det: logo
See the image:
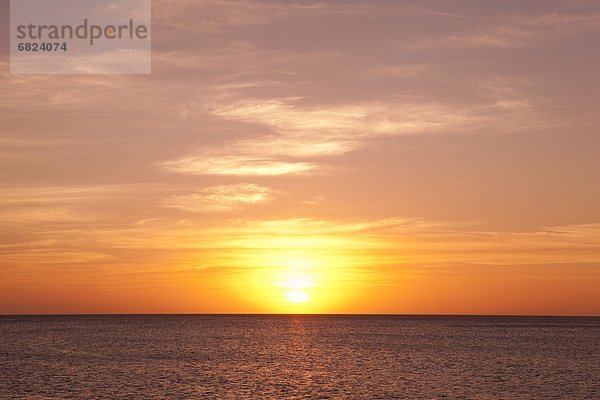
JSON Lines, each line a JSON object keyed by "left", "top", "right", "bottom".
{"left": 10, "top": 0, "right": 151, "bottom": 74}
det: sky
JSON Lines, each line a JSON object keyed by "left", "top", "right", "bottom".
{"left": 1, "top": 0, "right": 599, "bottom": 315}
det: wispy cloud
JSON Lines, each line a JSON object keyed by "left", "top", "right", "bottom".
{"left": 161, "top": 183, "right": 277, "bottom": 212}
{"left": 162, "top": 82, "right": 571, "bottom": 177}
{"left": 163, "top": 96, "right": 474, "bottom": 176}
{"left": 10, "top": 49, "right": 151, "bottom": 75}
{"left": 364, "top": 64, "right": 431, "bottom": 79}
{"left": 209, "top": 98, "right": 463, "bottom": 137}
{"left": 0, "top": 184, "right": 162, "bottom": 224}
{"left": 401, "top": 11, "right": 600, "bottom": 49}
{"left": 0, "top": 184, "right": 148, "bottom": 205}
{"left": 161, "top": 152, "right": 317, "bottom": 176}
{"left": 152, "top": 0, "right": 472, "bottom": 34}
{"left": 4, "top": 214, "right": 598, "bottom": 268}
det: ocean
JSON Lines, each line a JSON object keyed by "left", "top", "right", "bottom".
{"left": 1, "top": 315, "right": 598, "bottom": 399}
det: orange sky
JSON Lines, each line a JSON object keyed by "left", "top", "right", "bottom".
{"left": 1, "top": 0, "right": 599, "bottom": 315}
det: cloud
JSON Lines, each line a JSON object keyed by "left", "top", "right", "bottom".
{"left": 0, "top": 249, "right": 114, "bottom": 266}
{"left": 400, "top": 11, "right": 600, "bottom": 50}
{"left": 161, "top": 152, "right": 316, "bottom": 176}
{"left": 0, "top": 184, "right": 147, "bottom": 205}
{"left": 2, "top": 194, "right": 599, "bottom": 275}
{"left": 161, "top": 183, "right": 277, "bottom": 212}
{"left": 163, "top": 86, "right": 575, "bottom": 177}
{"left": 152, "top": 0, "right": 471, "bottom": 34}
{"left": 364, "top": 64, "right": 431, "bottom": 79}
{"left": 0, "top": 184, "right": 162, "bottom": 224}
{"left": 10, "top": 49, "right": 151, "bottom": 75}
{"left": 209, "top": 98, "right": 463, "bottom": 137}
{"left": 153, "top": 0, "right": 287, "bottom": 33}
{"left": 0, "top": 208, "right": 93, "bottom": 223}
{"left": 162, "top": 96, "right": 475, "bottom": 176}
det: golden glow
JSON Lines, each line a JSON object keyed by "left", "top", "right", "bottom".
{"left": 285, "top": 290, "right": 310, "bottom": 303}
{"left": 279, "top": 271, "right": 313, "bottom": 304}
{"left": 231, "top": 239, "right": 363, "bottom": 313}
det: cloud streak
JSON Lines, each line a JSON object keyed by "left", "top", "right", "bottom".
{"left": 163, "top": 96, "right": 476, "bottom": 176}
{"left": 400, "top": 11, "right": 600, "bottom": 49}
{"left": 161, "top": 183, "right": 277, "bottom": 212}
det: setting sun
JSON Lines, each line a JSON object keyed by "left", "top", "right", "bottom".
{"left": 228, "top": 241, "right": 365, "bottom": 313}
{"left": 284, "top": 290, "right": 310, "bottom": 303}
{"left": 279, "top": 272, "right": 313, "bottom": 303}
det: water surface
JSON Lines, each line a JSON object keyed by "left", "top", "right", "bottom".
{"left": 1, "top": 315, "right": 599, "bottom": 399}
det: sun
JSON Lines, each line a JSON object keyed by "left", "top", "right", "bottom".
{"left": 237, "top": 246, "right": 358, "bottom": 313}
{"left": 279, "top": 272, "right": 313, "bottom": 304}
{"left": 257, "top": 256, "right": 334, "bottom": 312}
{"left": 285, "top": 290, "right": 310, "bottom": 303}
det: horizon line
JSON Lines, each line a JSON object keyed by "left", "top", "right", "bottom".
{"left": 1, "top": 313, "right": 599, "bottom": 318}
